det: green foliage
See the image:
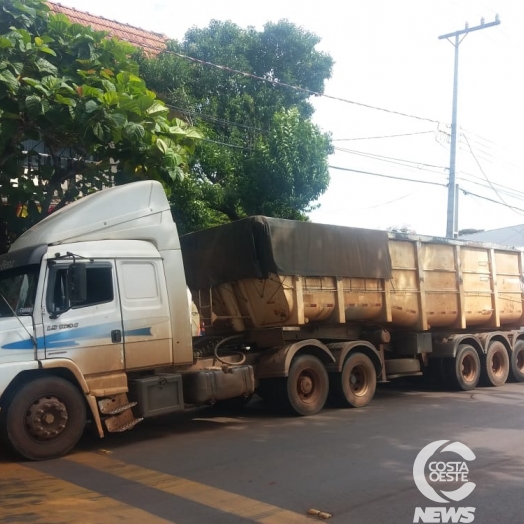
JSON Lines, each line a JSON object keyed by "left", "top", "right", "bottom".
{"left": 0, "top": 0, "right": 201, "bottom": 248}
{"left": 140, "top": 19, "right": 333, "bottom": 231}
{"left": 243, "top": 107, "right": 333, "bottom": 218}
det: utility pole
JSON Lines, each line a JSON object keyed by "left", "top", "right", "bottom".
{"left": 439, "top": 16, "right": 500, "bottom": 238}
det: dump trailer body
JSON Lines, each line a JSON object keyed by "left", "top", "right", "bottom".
{"left": 181, "top": 217, "right": 524, "bottom": 333}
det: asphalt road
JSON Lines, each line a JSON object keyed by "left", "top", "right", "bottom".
{"left": 1, "top": 378, "right": 524, "bottom": 524}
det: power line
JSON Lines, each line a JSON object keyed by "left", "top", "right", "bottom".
{"left": 462, "top": 134, "right": 524, "bottom": 217}
{"left": 329, "top": 163, "right": 524, "bottom": 214}
{"left": 333, "top": 147, "right": 448, "bottom": 173}
{"left": 135, "top": 41, "right": 443, "bottom": 124}
{"left": 166, "top": 102, "right": 265, "bottom": 133}
{"left": 457, "top": 174, "right": 524, "bottom": 202}
{"left": 328, "top": 165, "right": 448, "bottom": 187}
{"left": 461, "top": 188, "right": 524, "bottom": 214}
{"left": 200, "top": 137, "right": 252, "bottom": 151}
{"left": 332, "top": 130, "right": 436, "bottom": 141}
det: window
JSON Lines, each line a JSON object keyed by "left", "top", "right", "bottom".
{"left": 47, "top": 263, "right": 113, "bottom": 316}
{"left": 0, "top": 265, "right": 39, "bottom": 317}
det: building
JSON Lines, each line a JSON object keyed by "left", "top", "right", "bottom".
{"left": 459, "top": 225, "right": 524, "bottom": 249}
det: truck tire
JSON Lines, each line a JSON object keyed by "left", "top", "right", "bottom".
{"left": 510, "top": 340, "right": 524, "bottom": 382}
{"left": 451, "top": 344, "right": 481, "bottom": 391}
{"left": 329, "top": 352, "right": 376, "bottom": 408}
{"left": 3, "top": 377, "right": 86, "bottom": 460}
{"left": 280, "top": 355, "right": 329, "bottom": 416}
{"left": 482, "top": 341, "right": 510, "bottom": 387}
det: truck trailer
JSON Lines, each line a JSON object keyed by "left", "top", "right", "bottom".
{"left": 0, "top": 180, "right": 523, "bottom": 460}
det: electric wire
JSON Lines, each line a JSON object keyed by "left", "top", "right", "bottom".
{"left": 329, "top": 164, "right": 524, "bottom": 214}
{"left": 332, "top": 130, "right": 436, "bottom": 141}
{"left": 333, "top": 147, "right": 448, "bottom": 172}
{"left": 328, "top": 165, "right": 448, "bottom": 187}
{"left": 134, "top": 41, "right": 443, "bottom": 124}
{"left": 462, "top": 134, "right": 524, "bottom": 217}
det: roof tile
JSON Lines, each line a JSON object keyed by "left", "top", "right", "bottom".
{"left": 47, "top": 2, "right": 168, "bottom": 54}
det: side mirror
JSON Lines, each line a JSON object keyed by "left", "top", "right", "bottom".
{"left": 67, "top": 263, "right": 87, "bottom": 304}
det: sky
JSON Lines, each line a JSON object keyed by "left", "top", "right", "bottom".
{"left": 51, "top": 0, "right": 524, "bottom": 238}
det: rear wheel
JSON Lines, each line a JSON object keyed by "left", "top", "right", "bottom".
{"left": 330, "top": 352, "right": 376, "bottom": 408}
{"left": 510, "top": 340, "right": 524, "bottom": 382}
{"left": 3, "top": 377, "right": 86, "bottom": 460}
{"left": 482, "top": 341, "right": 509, "bottom": 387}
{"left": 278, "top": 355, "right": 329, "bottom": 416}
{"left": 451, "top": 344, "right": 480, "bottom": 391}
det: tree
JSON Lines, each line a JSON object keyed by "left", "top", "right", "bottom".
{"left": 139, "top": 19, "right": 333, "bottom": 232}
{"left": 458, "top": 228, "right": 484, "bottom": 236}
{"left": 0, "top": 0, "right": 201, "bottom": 247}
{"left": 387, "top": 225, "right": 416, "bottom": 234}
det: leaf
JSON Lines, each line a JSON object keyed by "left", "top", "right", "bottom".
{"left": 92, "top": 121, "right": 105, "bottom": 140}
{"left": 85, "top": 100, "right": 99, "bottom": 113}
{"left": 38, "top": 45, "right": 56, "bottom": 56}
{"left": 9, "top": 61, "right": 24, "bottom": 75}
{"left": 184, "top": 128, "right": 203, "bottom": 139}
{"left": 41, "top": 97, "right": 50, "bottom": 115}
{"left": 123, "top": 122, "right": 145, "bottom": 141}
{"left": 55, "top": 94, "right": 76, "bottom": 106}
{"left": 101, "top": 79, "right": 116, "bottom": 92}
{"left": 117, "top": 97, "right": 139, "bottom": 113}
{"left": 108, "top": 112, "right": 126, "bottom": 128}
{"left": 25, "top": 95, "right": 43, "bottom": 116}
{"left": 136, "top": 95, "right": 154, "bottom": 112}
{"left": 146, "top": 102, "right": 168, "bottom": 117}
{"left": 35, "top": 57, "right": 58, "bottom": 75}
{"left": 156, "top": 138, "right": 168, "bottom": 154}
{"left": 167, "top": 166, "right": 184, "bottom": 181}
{"left": 0, "top": 69, "right": 19, "bottom": 92}
{"left": 21, "top": 77, "right": 39, "bottom": 87}
{"left": 80, "top": 85, "right": 103, "bottom": 98}
{"left": 164, "top": 148, "right": 182, "bottom": 167}
{"left": 0, "top": 36, "right": 13, "bottom": 49}
{"left": 102, "top": 91, "right": 119, "bottom": 106}
{"left": 40, "top": 76, "right": 61, "bottom": 91}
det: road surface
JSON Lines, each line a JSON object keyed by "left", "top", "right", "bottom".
{"left": 1, "top": 379, "right": 523, "bottom": 523}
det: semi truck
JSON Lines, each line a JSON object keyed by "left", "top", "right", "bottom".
{"left": 0, "top": 180, "right": 523, "bottom": 460}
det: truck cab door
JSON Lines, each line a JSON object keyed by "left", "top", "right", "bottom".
{"left": 42, "top": 260, "right": 124, "bottom": 375}
{"left": 116, "top": 259, "right": 173, "bottom": 370}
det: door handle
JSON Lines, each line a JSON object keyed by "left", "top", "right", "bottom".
{"left": 111, "top": 330, "right": 122, "bottom": 343}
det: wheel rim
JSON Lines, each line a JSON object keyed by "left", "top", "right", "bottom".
{"left": 491, "top": 350, "right": 506, "bottom": 378}
{"left": 296, "top": 369, "right": 321, "bottom": 405}
{"left": 461, "top": 354, "right": 477, "bottom": 383}
{"left": 349, "top": 364, "right": 370, "bottom": 397}
{"left": 517, "top": 350, "right": 524, "bottom": 372}
{"left": 25, "top": 395, "right": 69, "bottom": 441}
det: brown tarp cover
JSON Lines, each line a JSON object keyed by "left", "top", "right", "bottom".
{"left": 180, "top": 216, "right": 392, "bottom": 289}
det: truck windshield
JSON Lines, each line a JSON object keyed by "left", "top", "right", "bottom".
{"left": 0, "top": 265, "right": 39, "bottom": 317}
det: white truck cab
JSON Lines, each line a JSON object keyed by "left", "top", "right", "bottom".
{"left": 0, "top": 181, "right": 202, "bottom": 459}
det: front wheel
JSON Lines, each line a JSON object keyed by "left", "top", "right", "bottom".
{"left": 280, "top": 355, "right": 329, "bottom": 416}
{"left": 482, "top": 341, "right": 509, "bottom": 387}
{"left": 3, "top": 377, "right": 86, "bottom": 460}
{"left": 329, "top": 352, "right": 377, "bottom": 408}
